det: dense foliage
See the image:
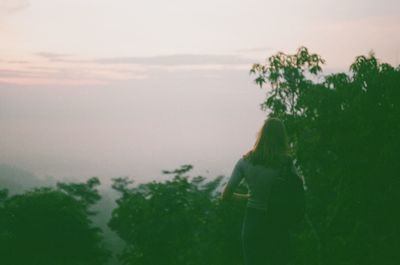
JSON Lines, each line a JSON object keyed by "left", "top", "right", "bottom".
{"left": 108, "top": 165, "right": 246, "bottom": 265}
{"left": 251, "top": 47, "right": 400, "bottom": 265}
{"left": 0, "top": 178, "right": 110, "bottom": 265}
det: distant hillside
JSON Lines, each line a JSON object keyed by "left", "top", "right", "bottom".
{"left": 0, "top": 164, "right": 54, "bottom": 193}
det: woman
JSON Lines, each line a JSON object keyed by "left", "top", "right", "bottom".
{"left": 222, "top": 117, "right": 297, "bottom": 265}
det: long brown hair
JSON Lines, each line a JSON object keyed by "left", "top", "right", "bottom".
{"left": 244, "top": 117, "right": 290, "bottom": 167}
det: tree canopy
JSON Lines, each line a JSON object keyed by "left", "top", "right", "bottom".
{"left": 251, "top": 47, "right": 400, "bottom": 265}
{"left": 109, "top": 166, "right": 246, "bottom": 265}
{"left": 0, "top": 178, "right": 110, "bottom": 265}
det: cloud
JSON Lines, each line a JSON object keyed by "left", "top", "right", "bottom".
{"left": 0, "top": 0, "right": 29, "bottom": 16}
{"left": 1, "top": 52, "right": 257, "bottom": 86}
{"left": 0, "top": 61, "right": 149, "bottom": 86}
{"left": 34, "top": 53, "right": 256, "bottom": 67}
{"left": 35, "top": 52, "right": 72, "bottom": 62}
{"left": 235, "top": 47, "right": 274, "bottom": 53}
{"left": 0, "top": 69, "right": 35, "bottom": 78}
{"left": 94, "top": 54, "right": 254, "bottom": 66}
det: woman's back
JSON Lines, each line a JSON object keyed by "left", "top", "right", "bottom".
{"left": 228, "top": 156, "right": 294, "bottom": 210}
{"left": 232, "top": 158, "right": 279, "bottom": 210}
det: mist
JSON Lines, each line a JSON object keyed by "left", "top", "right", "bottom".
{"left": 0, "top": 68, "right": 266, "bottom": 184}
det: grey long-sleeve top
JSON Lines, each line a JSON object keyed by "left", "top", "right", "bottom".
{"left": 226, "top": 157, "right": 294, "bottom": 210}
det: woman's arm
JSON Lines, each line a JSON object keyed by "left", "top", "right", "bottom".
{"left": 221, "top": 185, "right": 233, "bottom": 201}
{"left": 221, "top": 158, "right": 246, "bottom": 201}
{"left": 221, "top": 186, "right": 249, "bottom": 201}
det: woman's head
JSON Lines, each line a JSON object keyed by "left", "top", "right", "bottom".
{"left": 244, "top": 117, "right": 289, "bottom": 167}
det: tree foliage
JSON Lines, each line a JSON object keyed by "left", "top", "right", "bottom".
{"left": 109, "top": 166, "right": 247, "bottom": 265}
{"left": 251, "top": 47, "right": 400, "bottom": 265}
{"left": 0, "top": 178, "right": 110, "bottom": 265}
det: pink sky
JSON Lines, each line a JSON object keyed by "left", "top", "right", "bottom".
{"left": 0, "top": 0, "right": 399, "bottom": 181}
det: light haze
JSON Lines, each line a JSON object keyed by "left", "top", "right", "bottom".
{"left": 0, "top": 0, "right": 399, "bottom": 182}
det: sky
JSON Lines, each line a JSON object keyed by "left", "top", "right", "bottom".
{"left": 0, "top": 0, "right": 399, "bottom": 183}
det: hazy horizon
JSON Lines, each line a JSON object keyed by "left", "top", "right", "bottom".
{"left": 1, "top": 0, "right": 399, "bottom": 183}
{"left": 0, "top": 69, "right": 267, "bottom": 182}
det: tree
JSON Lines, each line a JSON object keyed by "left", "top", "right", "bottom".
{"left": 251, "top": 47, "right": 400, "bottom": 265}
{"left": 109, "top": 165, "right": 246, "bottom": 265}
{"left": 0, "top": 178, "right": 110, "bottom": 265}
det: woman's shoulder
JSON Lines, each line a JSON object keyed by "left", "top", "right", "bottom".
{"left": 232, "top": 155, "right": 251, "bottom": 172}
